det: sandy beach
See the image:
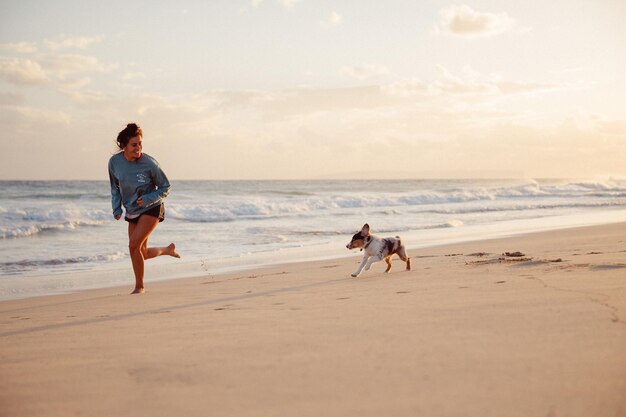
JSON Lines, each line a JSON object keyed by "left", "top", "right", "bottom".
{"left": 1, "top": 223, "right": 625, "bottom": 417}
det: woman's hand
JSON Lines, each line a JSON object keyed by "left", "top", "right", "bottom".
{"left": 137, "top": 197, "right": 145, "bottom": 208}
{"left": 114, "top": 214, "right": 121, "bottom": 220}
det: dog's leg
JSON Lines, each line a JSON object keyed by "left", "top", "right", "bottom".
{"left": 352, "top": 255, "right": 369, "bottom": 277}
{"left": 397, "top": 247, "right": 411, "bottom": 271}
{"left": 364, "top": 255, "right": 381, "bottom": 271}
{"left": 384, "top": 257, "right": 392, "bottom": 273}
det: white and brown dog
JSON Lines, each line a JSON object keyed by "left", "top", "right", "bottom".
{"left": 346, "top": 224, "right": 411, "bottom": 277}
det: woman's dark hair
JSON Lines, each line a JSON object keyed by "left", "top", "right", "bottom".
{"left": 116, "top": 123, "right": 143, "bottom": 149}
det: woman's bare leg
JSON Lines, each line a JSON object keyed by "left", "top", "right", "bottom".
{"left": 145, "top": 243, "right": 180, "bottom": 260}
{"left": 127, "top": 216, "right": 180, "bottom": 294}
{"left": 128, "top": 216, "right": 159, "bottom": 294}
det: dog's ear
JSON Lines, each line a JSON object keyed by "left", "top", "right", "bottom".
{"left": 361, "top": 224, "right": 370, "bottom": 235}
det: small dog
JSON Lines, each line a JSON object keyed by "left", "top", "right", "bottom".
{"left": 346, "top": 224, "right": 411, "bottom": 277}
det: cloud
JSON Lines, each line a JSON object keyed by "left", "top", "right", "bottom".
{"left": 435, "top": 65, "right": 494, "bottom": 94}
{"left": 435, "top": 5, "right": 515, "bottom": 38}
{"left": 122, "top": 72, "right": 146, "bottom": 81}
{"left": 342, "top": 63, "right": 390, "bottom": 81}
{"left": 39, "top": 54, "right": 100, "bottom": 76}
{"left": 495, "top": 81, "right": 559, "bottom": 95}
{"left": 241, "top": 0, "right": 299, "bottom": 13}
{"left": 277, "top": 0, "right": 301, "bottom": 8}
{"left": 0, "top": 92, "right": 26, "bottom": 106}
{"left": 0, "top": 42, "right": 38, "bottom": 54}
{"left": 0, "top": 104, "right": 71, "bottom": 132}
{"left": 120, "top": 72, "right": 146, "bottom": 90}
{"left": 60, "top": 77, "right": 92, "bottom": 90}
{"left": 260, "top": 86, "right": 394, "bottom": 119}
{"left": 380, "top": 79, "right": 428, "bottom": 97}
{"left": 0, "top": 58, "right": 49, "bottom": 85}
{"left": 0, "top": 35, "right": 115, "bottom": 89}
{"left": 0, "top": 49, "right": 119, "bottom": 93}
{"left": 39, "top": 53, "right": 118, "bottom": 83}
{"left": 43, "top": 34, "right": 104, "bottom": 50}
{"left": 431, "top": 65, "right": 558, "bottom": 96}
{"left": 62, "top": 88, "right": 115, "bottom": 108}
{"left": 326, "top": 11, "right": 343, "bottom": 26}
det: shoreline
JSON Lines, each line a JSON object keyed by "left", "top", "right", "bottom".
{"left": 3, "top": 212, "right": 626, "bottom": 302}
{"left": 1, "top": 221, "right": 625, "bottom": 416}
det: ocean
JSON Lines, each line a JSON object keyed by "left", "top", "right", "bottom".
{"left": 1, "top": 179, "right": 625, "bottom": 300}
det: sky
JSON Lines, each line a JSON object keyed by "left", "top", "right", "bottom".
{"left": 1, "top": 0, "right": 625, "bottom": 180}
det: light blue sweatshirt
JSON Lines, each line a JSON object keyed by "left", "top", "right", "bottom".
{"left": 108, "top": 152, "right": 171, "bottom": 218}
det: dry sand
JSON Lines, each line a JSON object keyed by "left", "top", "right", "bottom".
{"left": 1, "top": 223, "right": 625, "bottom": 417}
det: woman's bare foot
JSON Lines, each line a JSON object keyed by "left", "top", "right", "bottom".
{"left": 131, "top": 287, "right": 145, "bottom": 294}
{"left": 168, "top": 243, "right": 180, "bottom": 258}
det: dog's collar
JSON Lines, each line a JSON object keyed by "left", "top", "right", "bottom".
{"left": 363, "top": 236, "right": 373, "bottom": 249}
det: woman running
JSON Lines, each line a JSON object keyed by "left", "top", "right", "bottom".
{"left": 108, "top": 123, "right": 179, "bottom": 294}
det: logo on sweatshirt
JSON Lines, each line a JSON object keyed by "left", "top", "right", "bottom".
{"left": 137, "top": 172, "right": 148, "bottom": 183}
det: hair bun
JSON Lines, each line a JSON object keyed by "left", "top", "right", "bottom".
{"left": 116, "top": 122, "right": 143, "bottom": 150}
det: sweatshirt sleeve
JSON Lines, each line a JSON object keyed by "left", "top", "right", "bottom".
{"left": 140, "top": 158, "right": 171, "bottom": 207}
{"left": 108, "top": 158, "right": 123, "bottom": 217}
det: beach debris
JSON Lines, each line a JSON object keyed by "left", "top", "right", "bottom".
{"left": 466, "top": 256, "right": 533, "bottom": 265}
{"left": 466, "top": 252, "right": 488, "bottom": 257}
{"left": 500, "top": 257, "right": 533, "bottom": 263}
{"left": 503, "top": 251, "right": 526, "bottom": 257}
{"left": 467, "top": 256, "right": 568, "bottom": 267}
{"left": 445, "top": 253, "right": 462, "bottom": 257}
{"left": 465, "top": 258, "right": 501, "bottom": 265}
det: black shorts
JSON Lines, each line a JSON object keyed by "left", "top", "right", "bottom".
{"left": 125, "top": 204, "right": 165, "bottom": 223}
